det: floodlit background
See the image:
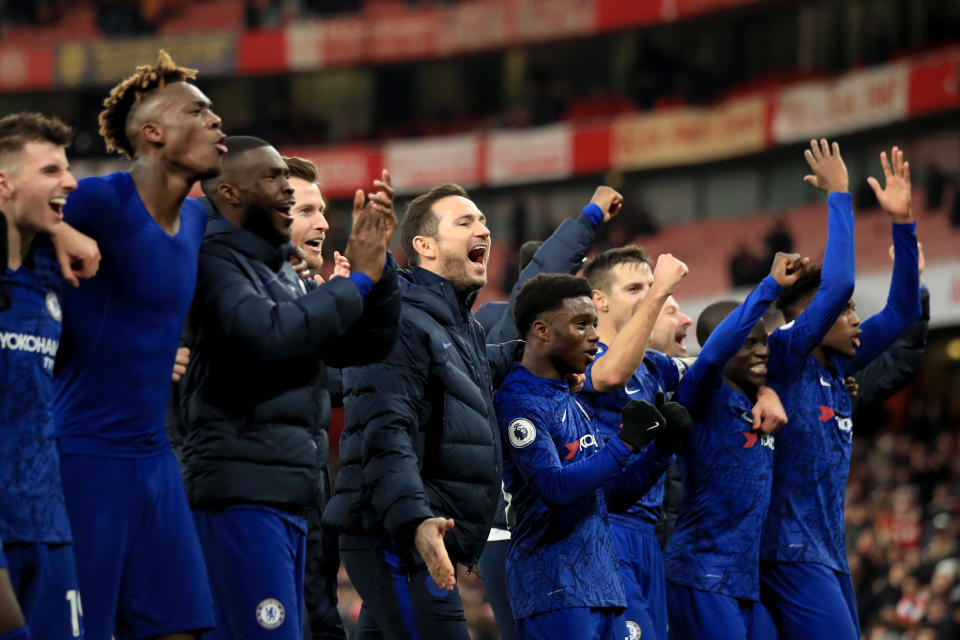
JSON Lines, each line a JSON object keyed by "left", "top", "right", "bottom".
{"left": 3, "top": 1, "right": 960, "bottom": 638}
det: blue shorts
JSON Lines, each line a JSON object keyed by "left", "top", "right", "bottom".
{"left": 517, "top": 607, "right": 625, "bottom": 640}
{"left": 4, "top": 542, "right": 82, "bottom": 639}
{"left": 0, "top": 545, "right": 5, "bottom": 570}
{"left": 610, "top": 518, "right": 666, "bottom": 640}
{"left": 759, "top": 562, "right": 857, "bottom": 640}
{"left": 666, "top": 581, "right": 775, "bottom": 640}
{"left": 193, "top": 505, "right": 306, "bottom": 640}
{"left": 59, "top": 451, "right": 214, "bottom": 640}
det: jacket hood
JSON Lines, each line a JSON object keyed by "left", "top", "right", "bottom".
{"left": 199, "top": 196, "right": 285, "bottom": 272}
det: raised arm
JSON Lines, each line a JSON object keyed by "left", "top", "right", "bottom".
{"left": 843, "top": 146, "right": 921, "bottom": 374}
{"left": 675, "top": 255, "right": 801, "bottom": 411}
{"left": 486, "top": 185, "right": 621, "bottom": 343}
{"left": 589, "top": 254, "right": 689, "bottom": 392}
{"left": 769, "top": 139, "right": 855, "bottom": 367}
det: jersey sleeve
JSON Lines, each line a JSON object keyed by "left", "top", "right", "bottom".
{"left": 841, "top": 221, "right": 921, "bottom": 375}
{"left": 604, "top": 441, "right": 674, "bottom": 512}
{"left": 644, "top": 350, "right": 682, "bottom": 393}
{"left": 486, "top": 211, "right": 597, "bottom": 343}
{"left": 62, "top": 176, "right": 114, "bottom": 238}
{"left": 676, "top": 275, "right": 782, "bottom": 413}
{"left": 501, "top": 399, "right": 631, "bottom": 508}
{"left": 767, "top": 192, "right": 856, "bottom": 374}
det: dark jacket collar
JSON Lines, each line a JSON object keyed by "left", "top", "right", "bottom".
{"left": 199, "top": 196, "right": 285, "bottom": 271}
{"left": 401, "top": 266, "right": 478, "bottom": 325}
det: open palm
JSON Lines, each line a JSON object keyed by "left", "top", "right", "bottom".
{"left": 867, "top": 147, "right": 912, "bottom": 221}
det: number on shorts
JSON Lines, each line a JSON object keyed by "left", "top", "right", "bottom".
{"left": 65, "top": 589, "right": 83, "bottom": 637}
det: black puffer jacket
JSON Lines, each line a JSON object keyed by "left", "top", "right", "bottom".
{"left": 176, "top": 203, "right": 400, "bottom": 511}
{"left": 323, "top": 267, "right": 519, "bottom": 565}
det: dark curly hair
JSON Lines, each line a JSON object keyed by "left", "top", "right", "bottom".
{"left": 514, "top": 274, "right": 594, "bottom": 338}
{"left": 98, "top": 50, "right": 199, "bottom": 159}
{"left": 775, "top": 264, "right": 822, "bottom": 322}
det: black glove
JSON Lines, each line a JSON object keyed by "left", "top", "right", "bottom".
{"left": 654, "top": 391, "right": 693, "bottom": 454}
{"left": 619, "top": 400, "right": 666, "bottom": 452}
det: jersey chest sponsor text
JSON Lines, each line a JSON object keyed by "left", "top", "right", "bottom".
{"left": 561, "top": 433, "right": 599, "bottom": 460}
{"left": 0, "top": 330, "right": 59, "bottom": 371}
{"left": 818, "top": 404, "right": 852, "bottom": 439}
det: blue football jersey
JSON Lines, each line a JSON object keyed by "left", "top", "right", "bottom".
{"left": 581, "top": 346, "right": 683, "bottom": 524}
{"left": 664, "top": 275, "right": 782, "bottom": 601}
{"left": 761, "top": 216, "right": 920, "bottom": 575}
{"left": 495, "top": 364, "right": 627, "bottom": 619}
{"left": 54, "top": 172, "right": 208, "bottom": 456}
{"left": 761, "top": 351, "right": 852, "bottom": 572}
{"left": 0, "top": 246, "right": 72, "bottom": 543}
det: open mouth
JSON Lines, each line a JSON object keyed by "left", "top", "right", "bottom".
{"left": 467, "top": 245, "right": 488, "bottom": 268}
{"left": 586, "top": 346, "right": 599, "bottom": 357}
{"left": 49, "top": 197, "right": 66, "bottom": 219}
{"left": 749, "top": 362, "right": 768, "bottom": 376}
{"left": 214, "top": 136, "right": 228, "bottom": 155}
{"left": 675, "top": 330, "right": 688, "bottom": 352}
{"left": 852, "top": 334, "right": 862, "bottom": 348}
{"left": 275, "top": 201, "right": 296, "bottom": 219}
{"left": 304, "top": 237, "right": 324, "bottom": 254}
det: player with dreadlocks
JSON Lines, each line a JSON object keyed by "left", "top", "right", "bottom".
{"left": 52, "top": 51, "right": 225, "bottom": 640}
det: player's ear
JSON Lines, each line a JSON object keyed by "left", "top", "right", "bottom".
{"left": 0, "top": 171, "right": 12, "bottom": 199}
{"left": 412, "top": 235, "right": 436, "bottom": 261}
{"left": 140, "top": 121, "right": 164, "bottom": 146}
{"left": 532, "top": 317, "right": 551, "bottom": 343}
{"left": 592, "top": 289, "right": 608, "bottom": 313}
{"left": 218, "top": 183, "right": 241, "bottom": 207}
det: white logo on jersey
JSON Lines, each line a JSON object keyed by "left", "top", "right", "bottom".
{"left": 46, "top": 292, "right": 62, "bottom": 322}
{"left": 760, "top": 434, "right": 775, "bottom": 450}
{"left": 837, "top": 416, "right": 853, "bottom": 434}
{"left": 625, "top": 620, "right": 642, "bottom": 639}
{"left": 508, "top": 418, "right": 536, "bottom": 448}
{"left": 0, "top": 331, "right": 58, "bottom": 356}
{"left": 577, "top": 433, "right": 599, "bottom": 451}
{"left": 256, "top": 598, "right": 285, "bottom": 629}
{"left": 819, "top": 376, "right": 831, "bottom": 387}
{"left": 1, "top": 330, "right": 59, "bottom": 371}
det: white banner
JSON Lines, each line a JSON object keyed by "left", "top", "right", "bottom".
{"left": 486, "top": 124, "right": 572, "bottom": 186}
{"left": 772, "top": 63, "right": 909, "bottom": 143}
{"left": 385, "top": 134, "right": 481, "bottom": 194}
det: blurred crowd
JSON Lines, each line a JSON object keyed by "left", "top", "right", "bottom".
{"left": 849, "top": 394, "right": 960, "bottom": 640}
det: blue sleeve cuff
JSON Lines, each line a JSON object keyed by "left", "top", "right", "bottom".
{"left": 827, "top": 191, "right": 853, "bottom": 208}
{"left": 348, "top": 272, "right": 374, "bottom": 298}
{"left": 581, "top": 203, "right": 604, "bottom": 229}
{"left": 757, "top": 274, "right": 783, "bottom": 299}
